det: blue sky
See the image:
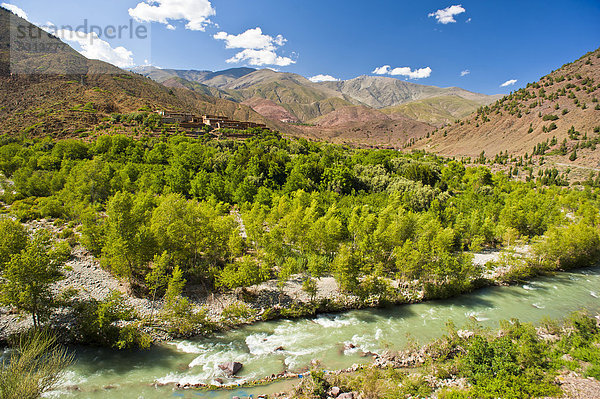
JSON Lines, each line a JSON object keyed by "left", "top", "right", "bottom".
{"left": 3, "top": 0, "right": 600, "bottom": 95}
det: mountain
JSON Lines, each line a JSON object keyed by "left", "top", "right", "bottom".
{"left": 316, "top": 75, "right": 500, "bottom": 109}
{"left": 413, "top": 47, "right": 600, "bottom": 168}
{"left": 0, "top": 7, "right": 272, "bottom": 136}
{"left": 130, "top": 66, "right": 256, "bottom": 88}
{"left": 136, "top": 66, "right": 501, "bottom": 127}
{"left": 293, "top": 115, "right": 433, "bottom": 148}
{"left": 216, "top": 69, "right": 359, "bottom": 122}
{"left": 241, "top": 97, "right": 299, "bottom": 123}
{"left": 381, "top": 95, "right": 484, "bottom": 126}
{"left": 312, "top": 105, "right": 391, "bottom": 127}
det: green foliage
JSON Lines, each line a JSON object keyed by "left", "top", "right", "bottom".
{"left": 533, "top": 222, "right": 600, "bottom": 270}
{"left": 2, "top": 133, "right": 600, "bottom": 316}
{"left": 72, "top": 291, "right": 151, "bottom": 349}
{"left": 0, "top": 218, "right": 28, "bottom": 269}
{"left": 0, "top": 230, "right": 66, "bottom": 327}
{"left": 220, "top": 302, "right": 257, "bottom": 324}
{"left": 217, "top": 256, "right": 270, "bottom": 289}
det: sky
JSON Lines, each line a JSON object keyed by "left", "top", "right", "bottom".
{"left": 2, "top": 0, "right": 600, "bottom": 95}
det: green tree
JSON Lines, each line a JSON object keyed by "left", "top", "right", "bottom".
{"left": 0, "top": 231, "right": 66, "bottom": 328}
{"left": 0, "top": 218, "right": 28, "bottom": 270}
{"left": 102, "top": 191, "right": 156, "bottom": 280}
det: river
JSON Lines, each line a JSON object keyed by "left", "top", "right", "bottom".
{"left": 48, "top": 267, "right": 600, "bottom": 398}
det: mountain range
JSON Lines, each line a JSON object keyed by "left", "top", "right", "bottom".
{"left": 132, "top": 65, "right": 500, "bottom": 127}
{"left": 2, "top": 5, "right": 599, "bottom": 171}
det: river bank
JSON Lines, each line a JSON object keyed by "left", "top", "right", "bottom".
{"left": 0, "top": 229, "right": 533, "bottom": 347}
{"left": 36, "top": 265, "right": 600, "bottom": 398}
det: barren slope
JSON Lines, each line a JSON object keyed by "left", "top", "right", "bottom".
{"left": 414, "top": 47, "right": 600, "bottom": 168}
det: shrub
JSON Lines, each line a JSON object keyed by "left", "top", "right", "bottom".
{"left": 542, "top": 114, "right": 559, "bottom": 121}
{"left": 0, "top": 331, "right": 74, "bottom": 399}
{"left": 220, "top": 302, "right": 257, "bottom": 324}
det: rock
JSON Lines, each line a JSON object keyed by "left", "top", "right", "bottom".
{"left": 274, "top": 346, "right": 285, "bottom": 351}
{"left": 328, "top": 386, "right": 341, "bottom": 397}
{"left": 338, "top": 393, "right": 354, "bottom": 399}
{"left": 562, "top": 354, "right": 574, "bottom": 362}
{"left": 218, "top": 361, "right": 243, "bottom": 376}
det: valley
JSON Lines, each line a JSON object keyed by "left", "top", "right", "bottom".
{"left": 1, "top": 3, "right": 600, "bottom": 399}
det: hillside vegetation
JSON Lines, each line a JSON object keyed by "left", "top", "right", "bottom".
{"left": 2, "top": 130, "right": 600, "bottom": 346}
{"left": 416, "top": 47, "right": 600, "bottom": 168}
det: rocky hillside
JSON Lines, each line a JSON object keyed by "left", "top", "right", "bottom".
{"left": 414, "top": 47, "right": 600, "bottom": 168}
{"left": 0, "top": 7, "right": 271, "bottom": 136}
{"left": 131, "top": 66, "right": 256, "bottom": 88}
{"left": 313, "top": 105, "right": 392, "bottom": 126}
{"left": 316, "top": 75, "right": 500, "bottom": 109}
{"left": 136, "top": 66, "right": 500, "bottom": 125}
{"left": 381, "top": 95, "right": 484, "bottom": 126}
{"left": 241, "top": 97, "right": 299, "bottom": 123}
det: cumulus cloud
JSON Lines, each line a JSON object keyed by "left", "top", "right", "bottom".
{"left": 460, "top": 69, "right": 470, "bottom": 76}
{"left": 500, "top": 79, "right": 517, "bottom": 87}
{"left": 1, "top": 2, "right": 28, "bottom": 20}
{"left": 214, "top": 27, "right": 285, "bottom": 50}
{"left": 309, "top": 74, "right": 339, "bottom": 83}
{"left": 391, "top": 67, "right": 432, "bottom": 79}
{"left": 372, "top": 65, "right": 391, "bottom": 75}
{"left": 215, "top": 27, "right": 294, "bottom": 66}
{"left": 428, "top": 4, "right": 466, "bottom": 24}
{"left": 226, "top": 49, "right": 294, "bottom": 66}
{"left": 129, "top": 0, "right": 215, "bottom": 31}
{"left": 373, "top": 65, "right": 432, "bottom": 79}
{"left": 56, "top": 29, "right": 135, "bottom": 68}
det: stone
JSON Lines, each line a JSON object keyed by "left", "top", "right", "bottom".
{"left": 338, "top": 393, "right": 354, "bottom": 399}
{"left": 328, "top": 386, "right": 341, "bottom": 397}
{"left": 218, "top": 361, "right": 243, "bottom": 376}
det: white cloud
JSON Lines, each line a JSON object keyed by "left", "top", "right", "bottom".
{"left": 428, "top": 4, "right": 466, "bottom": 24}
{"left": 215, "top": 27, "right": 294, "bottom": 66}
{"left": 372, "top": 65, "right": 391, "bottom": 75}
{"left": 226, "top": 49, "right": 294, "bottom": 67}
{"left": 214, "top": 27, "right": 285, "bottom": 50}
{"left": 466, "top": 17, "right": 472, "bottom": 23}
{"left": 374, "top": 65, "right": 432, "bottom": 79}
{"left": 2, "top": 2, "right": 28, "bottom": 20}
{"left": 129, "top": 0, "right": 215, "bottom": 31}
{"left": 500, "top": 79, "right": 517, "bottom": 87}
{"left": 460, "top": 69, "right": 470, "bottom": 76}
{"left": 390, "top": 66, "right": 432, "bottom": 79}
{"left": 166, "top": 24, "right": 175, "bottom": 30}
{"left": 309, "top": 74, "right": 339, "bottom": 83}
{"left": 56, "top": 29, "right": 134, "bottom": 68}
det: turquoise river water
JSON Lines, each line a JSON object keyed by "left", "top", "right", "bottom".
{"left": 35, "top": 267, "right": 600, "bottom": 398}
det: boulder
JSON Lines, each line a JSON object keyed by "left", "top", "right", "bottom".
{"left": 338, "top": 393, "right": 354, "bottom": 399}
{"left": 328, "top": 386, "right": 341, "bottom": 397}
{"left": 218, "top": 361, "right": 243, "bottom": 376}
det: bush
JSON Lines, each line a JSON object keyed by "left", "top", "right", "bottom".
{"left": 542, "top": 114, "right": 559, "bottom": 121}
{"left": 533, "top": 222, "right": 600, "bottom": 270}
{"left": 0, "top": 330, "right": 73, "bottom": 399}
{"left": 72, "top": 291, "right": 151, "bottom": 349}
{"left": 220, "top": 302, "right": 257, "bottom": 324}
